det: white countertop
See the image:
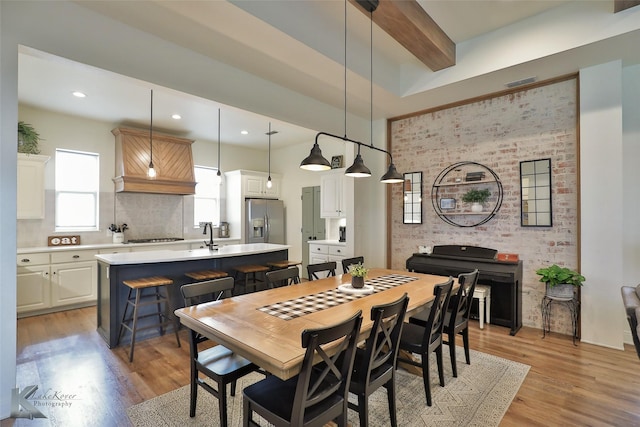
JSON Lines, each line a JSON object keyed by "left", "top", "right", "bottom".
{"left": 95, "top": 243, "right": 290, "bottom": 265}
{"left": 307, "top": 240, "right": 346, "bottom": 246}
{"left": 17, "top": 238, "right": 239, "bottom": 254}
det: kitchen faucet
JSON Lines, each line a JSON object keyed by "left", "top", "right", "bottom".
{"left": 201, "top": 222, "right": 218, "bottom": 251}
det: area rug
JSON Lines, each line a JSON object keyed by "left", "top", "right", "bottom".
{"left": 127, "top": 348, "right": 529, "bottom": 427}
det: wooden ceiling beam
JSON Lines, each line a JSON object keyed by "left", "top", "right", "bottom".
{"left": 350, "top": 0, "right": 456, "bottom": 71}
{"left": 614, "top": 0, "right": 640, "bottom": 13}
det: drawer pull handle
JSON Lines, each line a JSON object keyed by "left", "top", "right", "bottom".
{"left": 73, "top": 255, "right": 80, "bottom": 259}
{"left": 336, "top": 249, "right": 341, "bottom": 253}
{"left": 21, "top": 258, "right": 30, "bottom": 263}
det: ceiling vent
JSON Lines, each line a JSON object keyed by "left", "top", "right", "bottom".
{"left": 505, "top": 76, "right": 537, "bottom": 88}
{"left": 112, "top": 127, "right": 196, "bottom": 195}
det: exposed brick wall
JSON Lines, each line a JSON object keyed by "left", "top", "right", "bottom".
{"left": 389, "top": 78, "right": 578, "bottom": 335}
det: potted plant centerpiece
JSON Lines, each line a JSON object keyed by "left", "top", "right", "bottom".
{"left": 348, "top": 262, "right": 368, "bottom": 289}
{"left": 536, "top": 264, "right": 585, "bottom": 299}
{"left": 462, "top": 188, "right": 491, "bottom": 213}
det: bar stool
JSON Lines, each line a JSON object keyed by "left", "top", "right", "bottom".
{"left": 118, "top": 275, "right": 181, "bottom": 362}
{"left": 232, "top": 264, "right": 269, "bottom": 294}
{"left": 266, "top": 260, "right": 301, "bottom": 270}
{"left": 185, "top": 270, "right": 228, "bottom": 281}
{"left": 473, "top": 285, "right": 491, "bottom": 329}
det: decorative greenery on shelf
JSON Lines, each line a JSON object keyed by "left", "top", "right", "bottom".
{"left": 109, "top": 223, "right": 128, "bottom": 233}
{"left": 536, "top": 264, "right": 585, "bottom": 287}
{"left": 348, "top": 262, "right": 369, "bottom": 278}
{"left": 17, "top": 121, "right": 42, "bottom": 154}
{"left": 461, "top": 188, "right": 491, "bottom": 204}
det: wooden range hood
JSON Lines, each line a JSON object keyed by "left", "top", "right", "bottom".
{"left": 112, "top": 127, "right": 196, "bottom": 195}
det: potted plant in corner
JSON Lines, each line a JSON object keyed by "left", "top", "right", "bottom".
{"left": 462, "top": 188, "right": 491, "bottom": 213}
{"left": 348, "top": 262, "right": 368, "bottom": 289}
{"left": 536, "top": 264, "right": 585, "bottom": 299}
{"left": 18, "top": 121, "right": 42, "bottom": 155}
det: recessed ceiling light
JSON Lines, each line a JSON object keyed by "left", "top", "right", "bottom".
{"left": 171, "top": 114, "right": 182, "bottom": 120}
{"left": 72, "top": 91, "right": 86, "bottom": 98}
{"left": 241, "top": 130, "right": 249, "bottom": 135}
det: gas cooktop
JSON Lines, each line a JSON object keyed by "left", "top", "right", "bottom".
{"left": 126, "top": 237, "right": 184, "bottom": 244}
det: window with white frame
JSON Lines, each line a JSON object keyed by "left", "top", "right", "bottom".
{"left": 55, "top": 149, "right": 100, "bottom": 231}
{"left": 194, "top": 166, "right": 220, "bottom": 227}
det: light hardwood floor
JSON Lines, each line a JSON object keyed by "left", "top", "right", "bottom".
{"left": 3, "top": 306, "right": 640, "bottom": 426}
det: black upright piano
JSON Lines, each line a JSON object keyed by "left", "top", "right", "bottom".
{"left": 406, "top": 245, "right": 523, "bottom": 335}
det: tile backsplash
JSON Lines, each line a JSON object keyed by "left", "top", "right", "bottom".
{"left": 114, "top": 193, "right": 183, "bottom": 239}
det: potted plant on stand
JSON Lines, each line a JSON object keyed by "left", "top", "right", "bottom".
{"left": 536, "top": 264, "right": 585, "bottom": 299}
{"left": 348, "top": 262, "right": 368, "bottom": 289}
{"left": 462, "top": 188, "right": 491, "bottom": 213}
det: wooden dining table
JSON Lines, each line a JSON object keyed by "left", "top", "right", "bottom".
{"left": 175, "top": 268, "right": 450, "bottom": 380}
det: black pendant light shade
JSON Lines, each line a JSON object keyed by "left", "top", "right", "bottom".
{"left": 345, "top": 147, "right": 371, "bottom": 177}
{"left": 300, "top": 142, "right": 331, "bottom": 171}
{"left": 380, "top": 162, "right": 404, "bottom": 183}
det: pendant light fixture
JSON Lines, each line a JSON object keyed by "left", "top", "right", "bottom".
{"left": 215, "top": 108, "right": 222, "bottom": 186}
{"left": 266, "top": 122, "right": 277, "bottom": 189}
{"left": 345, "top": 2, "right": 372, "bottom": 179}
{"left": 299, "top": 0, "right": 403, "bottom": 184}
{"left": 147, "top": 89, "right": 156, "bottom": 179}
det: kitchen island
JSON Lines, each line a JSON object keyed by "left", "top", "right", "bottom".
{"left": 95, "top": 243, "right": 289, "bottom": 348}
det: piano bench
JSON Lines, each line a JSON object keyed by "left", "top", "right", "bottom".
{"left": 473, "top": 285, "right": 491, "bottom": 329}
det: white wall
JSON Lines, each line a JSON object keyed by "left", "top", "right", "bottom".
{"left": 622, "top": 64, "right": 640, "bottom": 344}
{"left": 0, "top": 3, "right": 19, "bottom": 419}
{"left": 580, "top": 61, "right": 625, "bottom": 348}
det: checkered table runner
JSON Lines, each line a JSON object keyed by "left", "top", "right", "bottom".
{"left": 258, "top": 274, "right": 418, "bottom": 320}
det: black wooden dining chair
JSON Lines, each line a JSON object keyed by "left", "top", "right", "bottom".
{"left": 243, "top": 311, "right": 363, "bottom": 427}
{"left": 397, "top": 277, "right": 453, "bottom": 406}
{"left": 181, "top": 277, "right": 261, "bottom": 427}
{"left": 349, "top": 293, "right": 409, "bottom": 427}
{"left": 306, "top": 261, "right": 337, "bottom": 281}
{"left": 341, "top": 256, "right": 364, "bottom": 274}
{"left": 409, "top": 270, "right": 479, "bottom": 378}
{"left": 265, "top": 266, "right": 300, "bottom": 289}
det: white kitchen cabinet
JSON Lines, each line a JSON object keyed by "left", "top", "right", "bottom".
{"left": 308, "top": 242, "right": 351, "bottom": 266}
{"left": 17, "top": 264, "right": 51, "bottom": 315}
{"left": 328, "top": 245, "right": 348, "bottom": 262}
{"left": 17, "top": 153, "right": 50, "bottom": 219}
{"left": 243, "top": 173, "right": 281, "bottom": 198}
{"left": 320, "top": 171, "right": 346, "bottom": 218}
{"left": 16, "top": 249, "right": 98, "bottom": 317}
{"left": 51, "top": 261, "right": 97, "bottom": 307}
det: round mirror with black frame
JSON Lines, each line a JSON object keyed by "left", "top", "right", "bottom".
{"left": 431, "top": 161, "right": 503, "bottom": 227}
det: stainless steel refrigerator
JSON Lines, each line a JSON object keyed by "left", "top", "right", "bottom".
{"left": 245, "top": 199, "right": 285, "bottom": 244}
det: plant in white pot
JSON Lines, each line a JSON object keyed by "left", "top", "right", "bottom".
{"left": 462, "top": 188, "right": 490, "bottom": 213}
{"left": 348, "top": 262, "right": 368, "bottom": 289}
{"left": 109, "top": 223, "right": 128, "bottom": 244}
{"left": 536, "top": 264, "right": 585, "bottom": 299}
